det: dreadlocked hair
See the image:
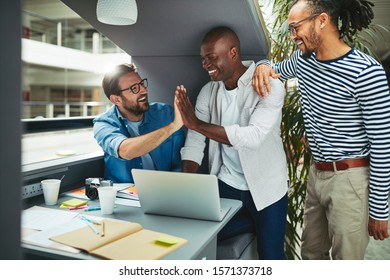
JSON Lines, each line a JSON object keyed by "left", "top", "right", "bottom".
{"left": 339, "top": 0, "right": 374, "bottom": 41}
{"left": 291, "top": 0, "right": 375, "bottom": 42}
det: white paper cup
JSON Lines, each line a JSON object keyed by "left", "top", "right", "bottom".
{"left": 41, "top": 179, "right": 61, "bottom": 206}
{"left": 98, "top": 187, "right": 117, "bottom": 214}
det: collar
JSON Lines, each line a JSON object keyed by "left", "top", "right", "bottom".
{"left": 115, "top": 105, "right": 149, "bottom": 126}
{"left": 237, "top": 60, "right": 255, "bottom": 86}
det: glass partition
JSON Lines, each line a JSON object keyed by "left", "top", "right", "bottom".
{"left": 21, "top": 0, "right": 128, "bottom": 166}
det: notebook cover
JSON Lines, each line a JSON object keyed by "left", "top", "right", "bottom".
{"left": 50, "top": 219, "right": 142, "bottom": 252}
{"left": 91, "top": 229, "right": 188, "bottom": 260}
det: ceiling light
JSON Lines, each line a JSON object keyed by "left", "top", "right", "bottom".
{"left": 96, "top": 0, "right": 138, "bottom": 25}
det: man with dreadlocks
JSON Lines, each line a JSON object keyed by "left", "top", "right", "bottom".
{"left": 252, "top": 0, "right": 390, "bottom": 259}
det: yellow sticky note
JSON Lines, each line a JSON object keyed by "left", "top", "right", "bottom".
{"left": 155, "top": 237, "right": 178, "bottom": 246}
{"left": 61, "top": 198, "right": 88, "bottom": 208}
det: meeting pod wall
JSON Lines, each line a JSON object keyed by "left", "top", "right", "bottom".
{"left": 11, "top": 0, "right": 272, "bottom": 260}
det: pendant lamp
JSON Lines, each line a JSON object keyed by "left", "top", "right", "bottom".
{"left": 96, "top": 0, "right": 138, "bottom": 25}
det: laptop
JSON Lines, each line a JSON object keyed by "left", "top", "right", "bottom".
{"left": 131, "top": 169, "right": 231, "bottom": 221}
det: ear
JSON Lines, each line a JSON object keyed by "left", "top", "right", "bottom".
{"left": 109, "top": 94, "right": 121, "bottom": 105}
{"left": 230, "top": 47, "right": 238, "bottom": 61}
{"left": 318, "top": 12, "right": 329, "bottom": 29}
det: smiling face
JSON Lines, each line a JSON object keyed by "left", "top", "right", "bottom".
{"left": 200, "top": 35, "right": 238, "bottom": 88}
{"left": 114, "top": 72, "right": 149, "bottom": 121}
{"left": 288, "top": 1, "right": 322, "bottom": 59}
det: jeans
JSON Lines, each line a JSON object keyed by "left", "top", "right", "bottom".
{"left": 218, "top": 179, "right": 288, "bottom": 260}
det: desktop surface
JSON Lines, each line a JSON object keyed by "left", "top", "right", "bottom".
{"left": 22, "top": 193, "right": 242, "bottom": 260}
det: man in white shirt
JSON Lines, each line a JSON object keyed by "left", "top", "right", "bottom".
{"left": 175, "top": 26, "right": 289, "bottom": 259}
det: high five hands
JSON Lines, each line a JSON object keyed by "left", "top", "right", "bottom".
{"left": 175, "top": 85, "right": 199, "bottom": 130}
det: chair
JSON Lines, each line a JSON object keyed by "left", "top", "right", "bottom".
{"left": 217, "top": 233, "right": 258, "bottom": 260}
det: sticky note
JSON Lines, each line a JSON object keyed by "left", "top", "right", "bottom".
{"left": 60, "top": 198, "right": 88, "bottom": 208}
{"left": 155, "top": 237, "right": 178, "bottom": 246}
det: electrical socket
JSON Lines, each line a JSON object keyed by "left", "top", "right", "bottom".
{"left": 22, "top": 183, "right": 43, "bottom": 199}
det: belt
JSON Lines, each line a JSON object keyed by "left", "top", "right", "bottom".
{"left": 314, "top": 157, "right": 369, "bottom": 171}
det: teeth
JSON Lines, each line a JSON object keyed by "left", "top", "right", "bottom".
{"left": 138, "top": 97, "right": 147, "bottom": 102}
{"left": 208, "top": 69, "right": 216, "bottom": 74}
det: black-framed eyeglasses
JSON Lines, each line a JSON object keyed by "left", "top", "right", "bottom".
{"left": 288, "top": 13, "right": 320, "bottom": 36}
{"left": 119, "top": 78, "right": 148, "bottom": 95}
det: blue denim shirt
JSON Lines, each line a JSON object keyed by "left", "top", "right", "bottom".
{"left": 93, "top": 103, "right": 185, "bottom": 183}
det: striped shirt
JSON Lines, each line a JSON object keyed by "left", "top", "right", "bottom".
{"left": 273, "top": 48, "right": 390, "bottom": 220}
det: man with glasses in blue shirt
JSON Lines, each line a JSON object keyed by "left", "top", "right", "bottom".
{"left": 93, "top": 63, "right": 185, "bottom": 183}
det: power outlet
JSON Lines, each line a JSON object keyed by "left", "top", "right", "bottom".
{"left": 22, "top": 183, "right": 43, "bottom": 199}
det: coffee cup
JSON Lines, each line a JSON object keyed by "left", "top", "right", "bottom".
{"left": 41, "top": 179, "right": 61, "bottom": 206}
{"left": 97, "top": 187, "right": 117, "bottom": 214}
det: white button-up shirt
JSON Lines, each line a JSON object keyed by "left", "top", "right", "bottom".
{"left": 181, "top": 61, "right": 288, "bottom": 211}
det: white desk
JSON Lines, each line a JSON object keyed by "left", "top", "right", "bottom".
{"left": 22, "top": 195, "right": 242, "bottom": 260}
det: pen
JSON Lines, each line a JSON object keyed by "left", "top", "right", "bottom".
{"left": 81, "top": 216, "right": 102, "bottom": 225}
{"left": 100, "top": 221, "right": 105, "bottom": 237}
{"left": 84, "top": 206, "right": 101, "bottom": 212}
{"left": 80, "top": 216, "right": 100, "bottom": 235}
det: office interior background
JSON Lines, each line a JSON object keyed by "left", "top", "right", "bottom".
{"left": 0, "top": 0, "right": 389, "bottom": 259}
{"left": 19, "top": 0, "right": 390, "bottom": 168}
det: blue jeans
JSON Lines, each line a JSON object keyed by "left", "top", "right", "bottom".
{"left": 218, "top": 179, "right": 288, "bottom": 260}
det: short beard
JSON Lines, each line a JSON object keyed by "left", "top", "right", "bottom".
{"left": 302, "top": 49, "right": 313, "bottom": 59}
{"left": 302, "top": 25, "right": 321, "bottom": 60}
{"left": 124, "top": 102, "right": 149, "bottom": 117}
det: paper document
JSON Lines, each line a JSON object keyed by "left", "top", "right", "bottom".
{"left": 115, "top": 184, "right": 138, "bottom": 201}
{"left": 21, "top": 206, "right": 82, "bottom": 253}
{"left": 21, "top": 206, "right": 79, "bottom": 231}
{"left": 63, "top": 184, "right": 138, "bottom": 201}
{"left": 62, "top": 187, "right": 88, "bottom": 199}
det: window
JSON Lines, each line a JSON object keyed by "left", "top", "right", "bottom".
{"left": 22, "top": 0, "right": 130, "bottom": 166}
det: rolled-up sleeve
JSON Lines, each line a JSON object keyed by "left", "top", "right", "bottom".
{"left": 225, "top": 79, "right": 285, "bottom": 151}
{"left": 93, "top": 120, "right": 127, "bottom": 158}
